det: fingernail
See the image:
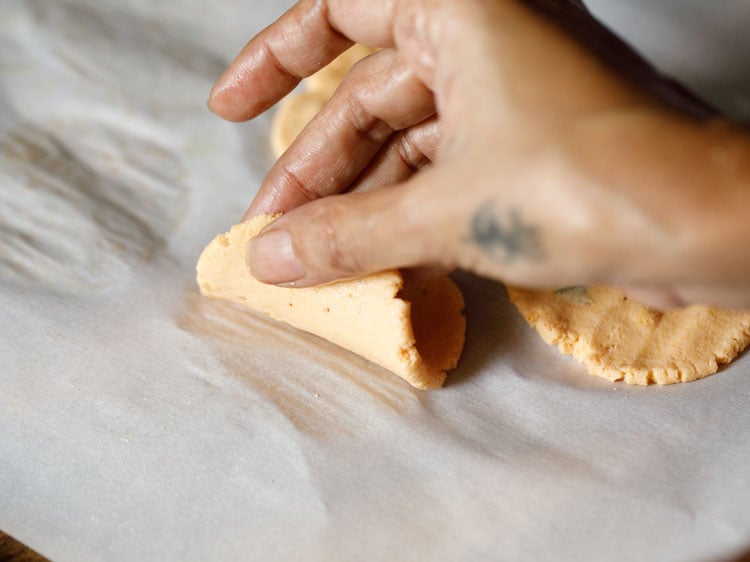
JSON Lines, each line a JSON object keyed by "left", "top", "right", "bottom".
{"left": 247, "top": 229, "right": 305, "bottom": 284}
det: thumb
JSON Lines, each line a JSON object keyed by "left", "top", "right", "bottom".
{"left": 246, "top": 171, "right": 462, "bottom": 287}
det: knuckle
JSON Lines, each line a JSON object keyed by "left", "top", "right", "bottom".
{"left": 261, "top": 39, "right": 302, "bottom": 82}
{"left": 343, "top": 90, "right": 394, "bottom": 145}
{"left": 276, "top": 162, "right": 318, "bottom": 204}
{"left": 395, "top": 130, "right": 430, "bottom": 173}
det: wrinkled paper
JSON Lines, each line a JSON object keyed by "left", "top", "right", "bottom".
{"left": 1, "top": 1, "right": 750, "bottom": 561}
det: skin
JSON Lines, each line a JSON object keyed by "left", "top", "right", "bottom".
{"left": 208, "top": 0, "right": 750, "bottom": 309}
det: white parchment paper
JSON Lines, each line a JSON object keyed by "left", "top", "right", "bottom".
{"left": 1, "top": 1, "right": 749, "bottom": 561}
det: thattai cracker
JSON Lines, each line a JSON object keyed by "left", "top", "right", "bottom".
{"left": 197, "top": 215, "right": 465, "bottom": 389}
{"left": 508, "top": 285, "right": 750, "bottom": 385}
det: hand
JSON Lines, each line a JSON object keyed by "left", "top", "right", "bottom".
{"left": 208, "top": 0, "right": 750, "bottom": 309}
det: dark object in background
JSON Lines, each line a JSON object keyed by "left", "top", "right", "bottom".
{"left": 0, "top": 531, "right": 49, "bottom": 562}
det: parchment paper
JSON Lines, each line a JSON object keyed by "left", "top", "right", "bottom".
{"left": 2, "top": 1, "right": 749, "bottom": 561}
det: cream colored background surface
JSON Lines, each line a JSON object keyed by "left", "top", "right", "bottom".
{"left": 1, "top": 1, "right": 749, "bottom": 561}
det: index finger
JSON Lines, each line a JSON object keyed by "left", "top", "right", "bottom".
{"left": 208, "top": 0, "right": 398, "bottom": 122}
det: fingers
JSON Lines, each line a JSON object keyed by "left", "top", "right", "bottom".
{"left": 246, "top": 168, "right": 460, "bottom": 287}
{"left": 347, "top": 116, "right": 440, "bottom": 194}
{"left": 208, "top": 0, "right": 398, "bottom": 122}
{"left": 243, "top": 48, "right": 435, "bottom": 219}
{"left": 208, "top": 0, "right": 350, "bottom": 122}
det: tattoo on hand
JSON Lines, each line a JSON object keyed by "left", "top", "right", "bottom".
{"left": 471, "top": 204, "right": 544, "bottom": 263}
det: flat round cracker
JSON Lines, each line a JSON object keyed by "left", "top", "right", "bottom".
{"left": 508, "top": 285, "right": 750, "bottom": 385}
